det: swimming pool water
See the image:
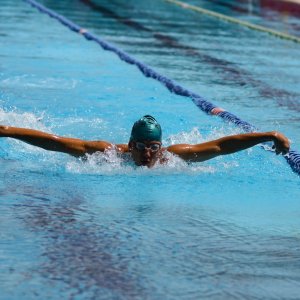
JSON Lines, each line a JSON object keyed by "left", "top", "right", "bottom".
{"left": 1, "top": 0, "right": 300, "bottom": 299}
{"left": 39, "top": 0, "right": 300, "bottom": 143}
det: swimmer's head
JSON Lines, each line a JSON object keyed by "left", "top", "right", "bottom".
{"left": 129, "top": 115, "right": 162, "bottom": 168}
{"left": 129, "top": 115, "right": 162, "bottom": 143}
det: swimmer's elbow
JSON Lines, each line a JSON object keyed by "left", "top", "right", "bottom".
{"left": 82, "top": 140, "right": 113, "bottom": 155}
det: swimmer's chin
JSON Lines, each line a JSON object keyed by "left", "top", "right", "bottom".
{"left": 135, "top": 159, "right": 154, "bottom": 168}
{"left": 140, "top": 161, "right": 151, "bottom": 167}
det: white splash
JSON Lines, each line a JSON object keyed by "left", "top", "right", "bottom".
{"left": 66, "top": 148, "right": 216, "bottom": 175}
{"left": 165, "top": 127, "right": 204, "bottom": 145}
{"left": 0, "top": 107, "right": 48, "bottom": 131}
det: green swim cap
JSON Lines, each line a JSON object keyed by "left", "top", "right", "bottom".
{"left": 130, "top": 115, "right": 162, "bottom": 142}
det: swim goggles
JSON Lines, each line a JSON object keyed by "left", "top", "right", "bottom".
{"left": 134, "top": 142, "right": 161, "bottom": 152}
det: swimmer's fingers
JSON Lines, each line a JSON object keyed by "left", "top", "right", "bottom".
{"left": 273, "top": 144, "right": 289, "bottom": 155}
{"left": 0, "top": 125, "right": 10, "bottom": 137}
{"left": 273, "top": 133, "right": 290, "bottom": 155}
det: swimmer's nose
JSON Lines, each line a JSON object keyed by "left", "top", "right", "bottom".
{"left": 143, "top": 148, "right": 151, "bottom": 158}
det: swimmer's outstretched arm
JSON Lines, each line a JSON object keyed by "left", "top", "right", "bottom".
{"left": 0, "top": 125, "right": 126, "bottom": 156}
{"left": 167, "top": 131, "right": 290, "bottom": 162}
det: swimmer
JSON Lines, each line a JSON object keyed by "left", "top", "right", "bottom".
{"left": 0, "top": 115, "right": 290, "bottom": 168}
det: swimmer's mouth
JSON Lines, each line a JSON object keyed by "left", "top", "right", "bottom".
{"left": 141, "top": 159, "right": 151, "bottom": 165}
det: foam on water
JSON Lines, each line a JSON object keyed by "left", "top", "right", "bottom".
{"left": 0, "top": 107, "right": 48, "bottom": 130}
{"left": 65, "top": 149, "right": 217, "bottom": 175}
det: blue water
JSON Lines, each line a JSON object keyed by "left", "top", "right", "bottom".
{"left": 1, "top": 0, "right": 300, "bottom": 299}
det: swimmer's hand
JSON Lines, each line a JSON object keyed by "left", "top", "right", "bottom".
{"left": 0, "top": 125, "right": 9, "bottom": 137}
{"left": 272, "top": 131, "right": 290, "bottom": 155}
{"left": 0, "top": 125, "right": 5, "bottom": 137}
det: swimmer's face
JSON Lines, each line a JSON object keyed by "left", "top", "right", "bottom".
{"left": 129, "top": 141, "right": 162, "bottom": 168}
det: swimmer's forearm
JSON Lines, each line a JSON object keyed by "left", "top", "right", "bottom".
{"left": 1, "top": 126, "right": 46, "bottom": 137}
{"left": 216, "top": 132, "right": 276, "bottom": 154}
{"left": 0, "top": 125, "right": 85, "bottom": 154}
{"left": 216, "top": 131, "right": 289, "bottom": 155}
{"left": 0, "top": 126, "right": 48, "bottom": 140}
{"left": 0, "top": 125, "right": 112, "bottom": 156}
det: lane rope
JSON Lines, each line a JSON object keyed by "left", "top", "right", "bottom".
{"left": 24, "top": 0, "right": 300, "bottom": 176}
{"left": 164, "top": 0, "right": 300, "bottom": 44}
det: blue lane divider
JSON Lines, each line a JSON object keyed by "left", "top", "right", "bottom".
{"left": 24, "top": 0, "right": 300, "bottom": 176}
